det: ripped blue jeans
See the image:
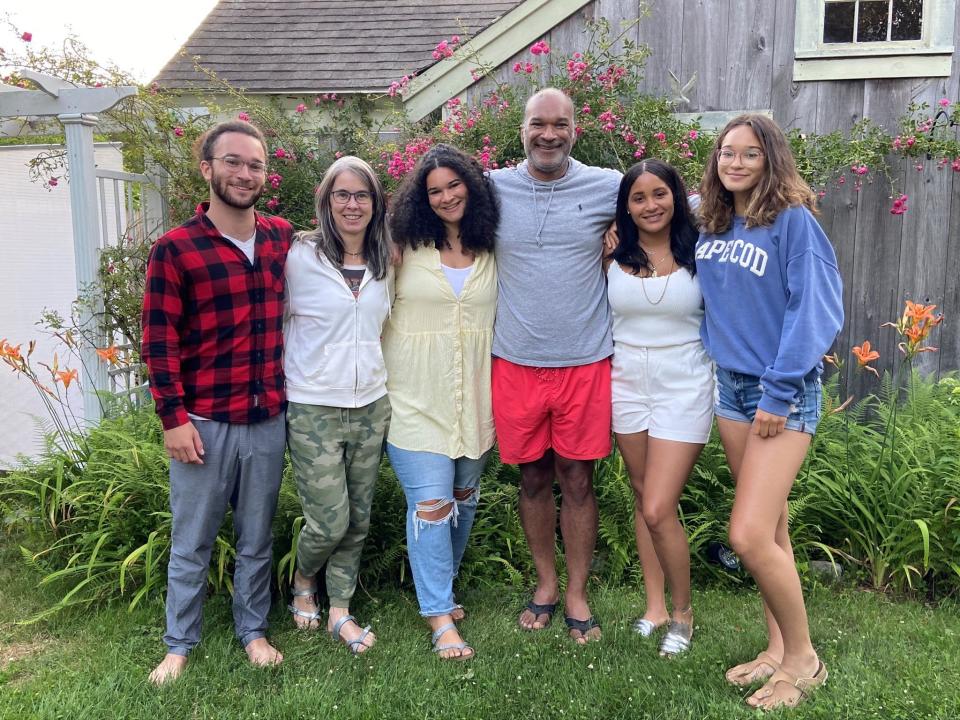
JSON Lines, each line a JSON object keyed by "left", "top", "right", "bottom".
{"left": 386, "top": 443, "right": 491, "bottom": 616}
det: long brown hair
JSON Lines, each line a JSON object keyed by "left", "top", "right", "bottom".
{"left": 699, "top": 114, "right": 817, "bottom": 235}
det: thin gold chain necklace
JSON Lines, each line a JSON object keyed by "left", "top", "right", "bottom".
{"left": 640, "top": 259, "right": 675, "bottom": 305}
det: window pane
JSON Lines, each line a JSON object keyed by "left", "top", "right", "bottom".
{"left": 857, "top": 1, "right": 890, "bottom": 42}
{"left": 824, "top": 1, "right": 856, "bottom": 42}
{"left": 891, "top": 0, "right": 923, "bottom": 40}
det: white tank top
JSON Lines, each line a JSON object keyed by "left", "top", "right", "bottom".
{"left": 607, "top": 260, "right": 704, "bottom": 350}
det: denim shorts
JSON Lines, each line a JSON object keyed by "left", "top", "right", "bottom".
{"left": 714, "top": 367, "right": 822, "bottom": 435}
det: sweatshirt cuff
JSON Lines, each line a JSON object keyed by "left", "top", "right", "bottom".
{"left": 758, "top": 393, "right": 793, "bottom": 417}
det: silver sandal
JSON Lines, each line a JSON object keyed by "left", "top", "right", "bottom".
{"left": 431, "top": 622, "right": 474, "bottom": 661}
{"left": 632, "top": 618, "right": 663, "bottom": 637}
{"left": 287, "top": 585, "right": 322, "bottom": 629}
{"left": 659, "top": 620, "right": 693, "bottom": 657}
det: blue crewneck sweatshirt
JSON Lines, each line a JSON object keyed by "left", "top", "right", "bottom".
{"left": 695, "top": 205, "right": 844, "bottom": 416}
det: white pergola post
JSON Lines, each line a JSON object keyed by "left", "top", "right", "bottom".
{"left": 0, "top": 71, "right": 137, "bottom": 424}
{"left": 60, "top": 112, "right": 110, "bottom": 418}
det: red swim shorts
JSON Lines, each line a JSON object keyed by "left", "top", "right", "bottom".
{"left": 492, "top": 356, "right": 612, "bottom": 465}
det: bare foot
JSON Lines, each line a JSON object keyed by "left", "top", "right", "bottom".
{"left": 328, "top": 607, "right": 376, "bottom": 654}
{"left": 148, "top": 653, "right": 187, "bottom": 686}
{"left": 244, "top": 638, "right": 283, "bottom": 667}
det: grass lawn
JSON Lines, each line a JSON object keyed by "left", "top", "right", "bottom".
{"left": 1, "top": 544, "right": 958, "bottom": 720}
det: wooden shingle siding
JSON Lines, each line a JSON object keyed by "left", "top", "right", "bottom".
{"left": 518, "top": 1, "right": 960, "bottom": 380}
{"left": 154, "top": 0, "right": 523, "bottom": 92}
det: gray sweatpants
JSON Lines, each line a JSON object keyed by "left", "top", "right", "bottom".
{"left": 163, "top": 413, "right": 285, "bottom": 656}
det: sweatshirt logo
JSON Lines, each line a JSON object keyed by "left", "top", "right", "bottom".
{"left": 696, "top": 238, "right": 768, "bottom": 277}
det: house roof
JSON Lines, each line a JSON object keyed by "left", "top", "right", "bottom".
{"left": 153, "top": 0, "right": 524, "bottom": 93}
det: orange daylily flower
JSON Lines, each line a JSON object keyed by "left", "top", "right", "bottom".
{"left": 852, "top": 340, "right": 879, "bottom": 365}
{"left": 56, "top": 368, "right": 79, "bottom": 389}
{"left": 904, "top": 300, "right": 936, "bottom": 323}
{"left": 851, "top": 340, "right": 880, "bottom": 377}
{"left": 0, "top": 338, "right": 23, "bottom": 362}
{"left": 96, "top": 345, "right": 121, "bottom": 365}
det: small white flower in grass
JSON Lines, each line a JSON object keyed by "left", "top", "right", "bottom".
{"left": 587, "top": 663, "right": 594, "bottom": 669}
{"left": 516, "top": 675, "right": 522, "bottom": 680}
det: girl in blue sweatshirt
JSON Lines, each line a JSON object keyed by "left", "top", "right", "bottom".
{"left": 696, "top": 114, "right": 842, "bottom": 710}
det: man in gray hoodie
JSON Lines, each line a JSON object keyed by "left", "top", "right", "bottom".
{"left": 489, "top": 88, "right": 620, "bottom": 643}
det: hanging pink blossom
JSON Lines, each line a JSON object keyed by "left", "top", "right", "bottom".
{"left": 173, "top": 127, "right": 184, "bottom": 137}
{"left": 530, "top": 40, "right": 550, "bottom": 55}
{"left": 689, "top": 129, "right": 699, "bottom": 140}
{"left": 21, "top": 32, "right": 32, "bottom": 42}
{"left": 238, "top": 112, "right": 250, "bottom": 121}
{"left": 938, "top": 98, "right": 951, "bottom": 108}
{"left": 524, "top": 63, "right": 534, "bottom": 73}
{"left": 952, "top": 158, "right": 960, "bottom": 172}
{"left": 266, "top": 197, "right": 280, "bottom": 211}
{"left": 274, "top": 148, "right": 287, "bottom": 159}
{"left": 295, "top": 103, "right": 307, "bottom": 113}
{"left": 512, "top": 62, "right": 522, "bottom": 73}
{"left": 268, "top": 173, "right": 283, "bottom": 189}
{"left": 890, "top": 194, "right": 908, "bottom": 215}
{"left": 48, "top": 177, "right": 58, "bottom": 187}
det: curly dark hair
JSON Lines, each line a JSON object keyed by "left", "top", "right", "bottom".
{"left": 612, "top": 159, "right": 698, "bottom": 277}
{"left": 389, "top": 143, "right": 499, "bottom": 253}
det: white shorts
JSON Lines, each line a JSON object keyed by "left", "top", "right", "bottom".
{"left": 611, "top": 341, "right": 715, "bottom": 443}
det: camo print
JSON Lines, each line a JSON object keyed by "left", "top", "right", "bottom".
{"left": 287, "top": 396, "right": 390, "bottom": 606}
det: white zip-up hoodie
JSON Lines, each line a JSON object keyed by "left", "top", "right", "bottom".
{"left": 284, "top": 239, "right": 392, "bottom": 408}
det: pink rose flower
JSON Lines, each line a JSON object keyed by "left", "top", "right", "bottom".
{"left": 173, "top": 127, "right": 184, "bottom": 137}
{"left": 295, "top": 103, "right": 307, "bottom": 113}
{"left": 21, "top": 32, "right": 32, "bottom": 42}
{"left": 238, "top": 112, "right": 250, "bottom": 121}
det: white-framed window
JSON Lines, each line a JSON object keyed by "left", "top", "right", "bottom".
{"left": 794, "top": 0, "right": 955, "bottom": 81}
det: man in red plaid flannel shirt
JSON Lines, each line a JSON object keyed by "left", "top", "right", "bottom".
{"left": 142, "top": 120, "right": 292, "bottom": 685}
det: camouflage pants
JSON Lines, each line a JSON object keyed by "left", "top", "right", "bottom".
{"left": 287, "top": 396, "right": 390, "bottom": 606}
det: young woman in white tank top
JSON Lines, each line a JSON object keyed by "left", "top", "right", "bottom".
{"left": 604, "top": 159, "right": 714, "bottom": 658}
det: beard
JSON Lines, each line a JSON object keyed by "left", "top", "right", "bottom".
{"left": 210, "top": 170, "right": 264, "bottom": 210}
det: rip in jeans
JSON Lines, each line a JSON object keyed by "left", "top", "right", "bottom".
{"left": 412, "top": 498, "right": 458, "bottom": 541}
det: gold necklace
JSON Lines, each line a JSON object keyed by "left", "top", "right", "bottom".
{"left": 640, "top": 244, "right": 672, "bottom": 278}
{"left": 640, "top": 259, "right": 674, "bottom": 305}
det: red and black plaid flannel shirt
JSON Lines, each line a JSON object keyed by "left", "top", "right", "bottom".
{"left": 142, "top": 203, "right": 293, "bottom": 430}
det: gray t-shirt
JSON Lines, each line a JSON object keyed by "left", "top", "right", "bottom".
{"left": 490, "top": 158, "right": 621, "bottom": 366}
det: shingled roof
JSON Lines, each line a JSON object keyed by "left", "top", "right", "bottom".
{"left": 154, "top": 0, "right": 524, "bottom": 93}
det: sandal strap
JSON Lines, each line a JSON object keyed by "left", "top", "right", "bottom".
{"left": 345, "top": 625, "right": 373, "bottom": 654}
{"left": 287, "top": 603, "right": 322, "bottom": 622}
{"left": 330, "top": 614, "right": 357, "bottom": 642}
{"left": 290, "top": 586, "right": 318, "bottom": 598}
{"left": 632, "top": 618, "right": 658, "bottom": 637}
{"left": 659, "top": 621, "right": 692, "bottom": 656}
{"left": 525, "top": 599, "right": 557, "bottom": 616}
{"left": 564, "top": 615, "right": 600, "bottom": 634}
{"left": 430, "top": 622, "right": 457, "bottom": 644}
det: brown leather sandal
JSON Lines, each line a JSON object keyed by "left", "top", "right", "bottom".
{"left": 746, "top": 660, "right": 828, "bottom": 710}
{"left": 725, "top": 651, "right": 781, "bottom": 687}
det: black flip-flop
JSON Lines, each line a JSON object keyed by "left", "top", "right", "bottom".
{"left": 564, "top": 615, "right": 601, "bottom": 643}
{"left": 519, "top": 599, "right": 557, "bottom": 630}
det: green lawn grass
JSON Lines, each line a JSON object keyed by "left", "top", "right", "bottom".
{"left": 1, "top": 544, "right": 958, "bottom": 720}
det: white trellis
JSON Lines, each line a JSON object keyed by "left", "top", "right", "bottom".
{"left": 0, "top": 70, "right": 138, "bottom": 423}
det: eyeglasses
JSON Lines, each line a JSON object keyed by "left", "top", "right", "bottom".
{"left": 717, "top": 149, "right": 764, "bottom": 165}
{"left": 331, "top": 189, "right": 373, "bottom": 205}
{"left": 211, "top": 155, "right": 268, "bottom": 175}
